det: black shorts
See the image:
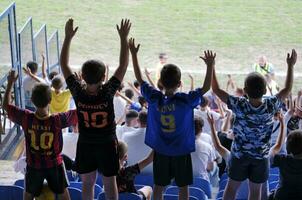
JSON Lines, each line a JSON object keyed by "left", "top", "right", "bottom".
{"left": 153, "top": 152, "right": 193, "bottom": 187}
{"left": 228, "top": 155, "right": 269, "bottom": 183}
{"left": 25, "top": 164, "right": 68, "bottom": 196}
{"left": 75, "top": 139, "right": 119, "bottom": 177}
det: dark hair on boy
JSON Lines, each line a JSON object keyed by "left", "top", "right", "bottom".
{"left": 51, "top": 75, "right": 64, "bottom": 90}
{"left": 26, "top": 61, "right": 38, "bottom": 74}
{"left": 125, "top": 89, "right": 134, "bottom": 100}
{"left": 31, "top": 83, "right": 52, "bottom": 108}
{"left": 138, "top": 96, "right": 147, "bottom": 107}
{"left": 118, "top": 141, "right": 128, "bottom": 160}
{"left": 133, "top": 80, "right": 140, "bottom": 89}
{"left": 81, "top": 59, "right": 106, "bottom": 84}
{"left": 194, "top": 117, "right": 204, "bottom": 136}
{"left": 138, "top": 111, "right": 148, "bottom": 125}
{"left": 117, "top": 82, "right": 124, "bottom": 92}
{"left": 244, "top": 72, "right": 266, "bottom": 99}
{"left": 200, "top": 96, "right": 209, "bottom": 108}
{"left": 159, "top": 53, "right": 167, "bottom": 59}
{"left": 286, "top": 130, "right": 302, "bottom": 155}
{"left": 49, "top": 71, "right": 59, "bottom": 80}
{"left": 160, "top": 64, "right": 181, "bottom": 89}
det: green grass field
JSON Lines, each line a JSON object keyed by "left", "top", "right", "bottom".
{"left": 0, "top": 0, "right": 302, "bottom": 92}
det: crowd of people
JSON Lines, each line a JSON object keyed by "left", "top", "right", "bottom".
{"left": 3, "top": 18, "right": 302, "bottom": 200}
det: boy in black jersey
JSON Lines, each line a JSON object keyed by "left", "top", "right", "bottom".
{"left": 60, "top": 18, "right": 131, "bottom": 200}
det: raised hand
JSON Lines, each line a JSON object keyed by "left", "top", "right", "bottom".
{"left": 144, "top": 68, "right": 151, "bottom": 76}
{"left": 287, "top": 49, "right": 297, "bottom": 67}
{"left": 188, "top": 74, "right": 193, "bottom": 80}
{"left": 22, "top": 67, "right": 32, "bottom": 76}
{"left": 65, "top": 18, "right": 78, "bottom": 39}
{"left": 7, "top": 70, "right": 18, "bottom": 84}
{"left": 200, "top": 50, "right": 216, "bottom": 67}
{"left": 129, "top": 38, "right": 140, "bottom": 54}
{"left": 206, "top": 112, "right": 215, "bottom": 125}
{"left": 117, "top": 19, "right": 131, "bottom": 39}
{"left": 41, "top": 54, "right": 45, "bottom": 60}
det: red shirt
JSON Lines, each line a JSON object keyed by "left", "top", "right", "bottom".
{"left": 7, "top": 105, "right": 77, "bottom": 169}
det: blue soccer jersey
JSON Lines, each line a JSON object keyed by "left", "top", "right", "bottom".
{"left": 141, "top": 82, "right": 204, "bottom": 156}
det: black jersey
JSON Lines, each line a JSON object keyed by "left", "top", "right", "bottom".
{"left": 66, "top": 74, "right": 121, "bottom": 143}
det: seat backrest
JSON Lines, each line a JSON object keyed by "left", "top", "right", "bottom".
{"left": 268, "top": 174, "right": 279, "bottom": 183}
{"left": 96, "top": 174, "right": 103, "bottom": 187}
{"left": 0, "top": 185, "right": 24, "bottom": 200}
{"left": 14, "top": 179, "right": 25, "bottom": 188}
{"left": 134, "top": 174, "right": 154, "bottom": 187}
{"left": 98, "top": 192, "right": 142, "bottom": 200}
{"left": 163, "top": 194, "right": 198, "bottom": 200}
{"left": 193, "top": 177, "right": 212, "bottom": 198}
{"left": 69, "top": 182, "right": 103, "bottom": 198}
{"left": 66, "top": 171, "right": 79, "bottom": 182}
{"left": 165, "top": 186, "right": 206, "bottom": 200}
{"left": 68, "top": 187, "right": 82, "bottom": 200}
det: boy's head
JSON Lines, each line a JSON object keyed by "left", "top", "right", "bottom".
{"left": 159, "top": 53, "right": 168, "bottom": 64}
{"left": 26, "top": 61, "right": 38, "bottom": 74}
{"left": 244, "top": 72, "right": 266, "bottom": 99}
{"left": 138, "top": 111, "right": 147, "bottom": 128}
{"left": 258, "top": 56, "right": 267, "bottom": 67}
{"left": 31, "top": 83, "right": 52, "bottom": 108}
{"left": 160, "top": 64, "right": 181, "bottom": 90}
{"left": 133, "top": 80, "right": 140, "bottom": 89}
{"left": 118, "top": 141, "right": 128, "bottom": 161}
{"left": 200, "top": 96, "right": 209, "bottom": 108}
{"left": 286, "top": 130, "right": 302, "bottom": 156}
{"left": 194, "top": 117, "right": 204, "bottom": 136}
{"left": 81, "top": 59, "right": 106, "bottom": 85}
{"left": 51, "top": 75, "right": 64, "bottom": 90}
{"left": 48, "top": 71, "right": 59, "bottom": 80}
{"left": 138, "top": 96, "right": 147, "bottom": 108}
{"left": 125, "top": 109, "right": 139, "bottom": 127}
{"left": 125, "top": 89, "right": 134, "bottom": 100}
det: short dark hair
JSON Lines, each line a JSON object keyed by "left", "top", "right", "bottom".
{"left": 138, "top": 111, "right": 147, "bottom": 125}
{"left": 244, "top": 72, "right": 266, "bottom": 99}
{"left": 118, "top": 141, "right": 128, "bottom": 160}
{"left": 49, "top": 71, "right": 59, "bottom": 80}
{"left": 126, "top": 110, "right": 138, "bottom": 120}
{"left": 160, "top": 64, "right": 181, "bottom": 90}
{"left": 194, "top": 117, "right": 204, "bottom": 136}
{"left": 51, "top": 75, "right": 64, "bottom": 90}
{"left": 159, "top": 53, "right": 167, "bottom": 59}
{"left": 26, "top": 61, "right": 38, "bottom": 74}
{"left": 125, "top": 89, "right": 134, "bottom": 100}
{"left": 138, "top": 96, "right": 147, "bottom": 107}
{"left": 31, "top": 83, "right": 51, "bottom": 108}
{"left": 133, "top": 80, "right": 140, "bottom": 89}
{"left": 81, "top": 60, "right": 106, "bottom": 84}
{"left": 287, "top": 130, "right": 302, "bottom": 155}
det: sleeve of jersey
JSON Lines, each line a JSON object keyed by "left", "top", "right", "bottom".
{"left": 187, "top": 88, "right": 203, "bottom": 108}
{"left": 58, "top": 109, "right": 78, "bottom": 129}
{"left": 126, "top": 164, "right": 141, "bottom": 178}
{"left": 65, "top": 74, "right": 81, "bottom": 98}
{"left": 271, "top": 96, "right": 283, "bottom": 112}
{"left": 227, "top": 95, "right": 240, "bottom": 112}
{"left": 104, "top": 76, "right": 121, "bottom": 97}
{"left": 140, "top": 81, "right": 161, "bottom": 103}
{"left": 7, "top": 104, "right": 27, "bottom": 125}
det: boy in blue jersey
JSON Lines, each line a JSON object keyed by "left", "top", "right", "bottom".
{"left": 129, "top": 38, "right": 215, "bottom": 200}
{"left": 211, "top": 49, "right": 297, "bottom": 200}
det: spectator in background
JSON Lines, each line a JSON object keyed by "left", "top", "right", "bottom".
{"left": 155, "top": 53, "right": 168, "bottom": 81}
{"left": 265, "top": 74, "right": 279, "bottom": 96}
{"left": 114, "top": 83, "right": 127, "bottom": 124}
{"left": 253, "top": 55, "right": 275, "bottom": 77}
{"left": 122, "top": 111, "right": 152, "bottom": 174}
{"left": 116, "top": 110, "right": 138, "bottom": 140}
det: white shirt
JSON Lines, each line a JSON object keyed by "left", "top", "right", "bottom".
{"left": 194, "top": 109, "right": 221, "bottom": 134}
{"left": 199, "top": 132, "right": 213, "bottom": 145}
{"left": 113, "top": 96, "right": 127, "bottom": 123}
{"left": 191, "top": 138, "right": 216, "bottom": 181}
{"left": 62, "top": 132, "right": 79, "bottom": 159}
{"left": 122, "top": 128, "right": 152, "bottom": 174}
{"left": 22, "top": 76, "right": 39, "bottom": 107}
{"left": 116, "top": 125, "right": 136, "bottom": 140}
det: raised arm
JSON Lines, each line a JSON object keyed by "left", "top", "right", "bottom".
{"left": 105, "top": 64, "right": 109, "bottom": 82}
{"left": 41, "top": 54, "right": 47, "bottom": 80}
{"left": 138, "top": 150, "right": 154, "bottom": 171}
{"left": 127, "top": 82, "right": 141, "bottom": 96}
{"left": 276, "top": 49, "right": 297, "bottom": 100}
{"left": 270, "top": 113, "right": 285, "bottom": 157}
{"left": 207, "top": 113, "right": 230, "bottom": 159}
{"left": 200, "top": 50, "right": 215, "bottom": 94}
{"left": 3, "top": 70, "right": 18, "bottom": 112}
{"left": 129, "top": 38, "right": 144, "bottom": 84}
{"left": 188, "top": 74, "right": 194, "bottom": 91}
{"left": 60, "top": 18, "right": 78, "bottom": 79}
{"left": 212, "top": 67, "right": 229, "bottom": 104}
{"left": 113, "top": 19, "right": 131, "bottom": 82}
{"left": 144, "top": 68, "right": 156, "bottom": 88}
{"left": 23, "top": 67, "right": 44, "bottom": 83}
{"left": 116, "top": 91, "right": 134, "bottom": 105}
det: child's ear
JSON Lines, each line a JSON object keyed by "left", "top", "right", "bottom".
{"left": 177, "top": 80, "right": 182, "bottom": 88}
{"left": 243, "top": 87, "right": 248, "bottom": 96}
{"left": 263, "top": 87, "right": 267, "bottom": 95}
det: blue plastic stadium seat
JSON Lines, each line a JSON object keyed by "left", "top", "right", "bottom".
{"left": 269, "top": 167, "right": 279, "bottom": 175}
{"left": 192, "top": 177, "right": 212, "bottom": 198}
{"left": 96, "top": 174, "right": 103, "bottom": 187}
{"left": 66, "top": 170, "right": 79, "bottom": 182}
{"left": 268, "top": 174, "right": 279, "bottom": 183}
{"left": 98, "top": 191, "right": 143, "bottom": 200}
{"left": 269, "top": 181, "right": 279, "bottom": 191}
{"left": 14, "top": 179, "right": 25, "bottom": 188}
{"left": 165, "top": 186, "right": 206, "bottom": 200}
{"left": 221, "top": 173, "right": 228, "bottom": 181}
{"left": 134, "top": 174, "right": 154, "bottom": 187}
{"left": 69, "top": 181, "right": 102, "bottom": 198}
{"left": 217, "top": 190, "right": 224, "bottom": 199}
{"left": 0, "top": 185, "right": 24, "bottom": 200}
{"left": 68, "top": 187, "right": 82, "bottom": 200}
{"left": 219, "top": 179, "right": 228, "bottom": 191}
{"left": 163, "top": 194, "right": 198, "bottom": 200}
